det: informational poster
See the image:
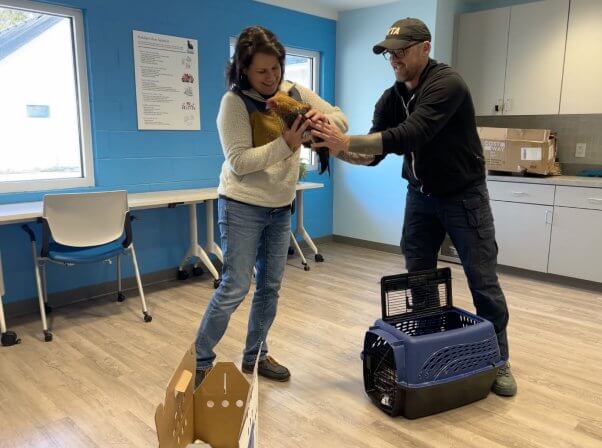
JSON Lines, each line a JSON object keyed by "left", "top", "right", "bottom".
{"left": 133, "top": 30, "right": 200, "bottom": 130}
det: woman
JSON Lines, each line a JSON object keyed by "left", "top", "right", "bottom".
{"left": 195, "top": 26, "right": 348, "bottom": 384}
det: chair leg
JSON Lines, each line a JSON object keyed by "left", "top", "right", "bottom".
{"left": 116, "top": 255, "right": 125, "bottom": 302}
{"left": 129, "top": 245, "right": 152, "bottom": 323}
{"left": 41, "top": 263, "right": 51, "bottom": 314}
{"left": 30, "top": 241, "right": 52, "bottom": 342}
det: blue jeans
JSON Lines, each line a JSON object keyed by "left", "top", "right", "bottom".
{"left": 195, "top": 197, "right": 291, "bottom": 369}
{"left": 402, "top": 182, "right": 510, "bottom": 360}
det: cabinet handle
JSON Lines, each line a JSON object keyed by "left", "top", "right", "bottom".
{"left": 545, "top": 210, "right": 553, "bottom": 224}
{"left": 511, "top": 191, "right": 527, "bottom": 196}
{"left": 587, "top": 198, "right": 602, "bottom": 204}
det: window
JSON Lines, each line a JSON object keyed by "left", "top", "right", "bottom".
{"left": 0, "top": 0, "right": 93, "bottom": 193}
{"left": 229, "top": 38, "right": 321, "bottom": 168}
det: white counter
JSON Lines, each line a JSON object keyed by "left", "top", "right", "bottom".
{"left": 487, "top": 174, "right": 602, "bottom": 189}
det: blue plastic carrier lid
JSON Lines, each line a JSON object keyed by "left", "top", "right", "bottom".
{"left": 380, "top": 267, "right": 453, "bottom": 322}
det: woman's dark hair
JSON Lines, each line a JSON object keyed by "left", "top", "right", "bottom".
{"left": 227, "top": 26, "right": 286, "bottom": 90}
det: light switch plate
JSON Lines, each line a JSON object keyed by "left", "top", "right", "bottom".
{"left": 575, "top": 143, "right": 587, "bottom": 158}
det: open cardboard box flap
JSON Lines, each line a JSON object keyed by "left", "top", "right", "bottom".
{"left": 155, "top": 345, "right": 259, "bottom": 448}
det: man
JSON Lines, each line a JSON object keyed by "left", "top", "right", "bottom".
{"left": 311, "top": 18, "right": 516, "bottom": 397}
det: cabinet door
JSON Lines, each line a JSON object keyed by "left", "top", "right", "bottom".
{"left": 455, "top": 7, "right": 509, "bottom": 116}
{"left": 560, "top": 0, "right": 602, "bottom": 114}
{"left": 548, "top": 207, "right": 602, "bottom": 282}
{"left": 490, "top": 200, "right": 553, "bottom": 272}
{"left": 503, "top": 0, "right": 569, "bottom": 115}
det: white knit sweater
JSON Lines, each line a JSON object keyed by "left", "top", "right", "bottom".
{"left": 216, "top": 81, "right": 348, "bottom": 207}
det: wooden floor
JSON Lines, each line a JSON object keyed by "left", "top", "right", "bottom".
{"left": 1, "top": 241, "right": 601, "bottom": 447}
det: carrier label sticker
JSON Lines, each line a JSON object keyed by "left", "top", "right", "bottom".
{"left": 521, "top": 147, "right": 542, "bottom": 161}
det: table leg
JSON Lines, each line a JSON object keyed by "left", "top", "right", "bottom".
{"left": 295, "top": 190, "right": 324, "bottom": 262}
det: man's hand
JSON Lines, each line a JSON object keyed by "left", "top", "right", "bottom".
{"left": 310, "top": 121, "right": 350, "bottom": 156}
{"left": 304, "top": 108, "right": 327, "bottom": 124}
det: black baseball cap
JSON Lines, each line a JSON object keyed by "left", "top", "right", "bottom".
{"left": 373, "top": 18, "right": 431, "bottom": 54}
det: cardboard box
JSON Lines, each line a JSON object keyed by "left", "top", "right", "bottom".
{"left": 155, "top": 345, "right": 259, "bottom": 448}
{"left": 478, "top": 127, "right": 559, "bottom": 175}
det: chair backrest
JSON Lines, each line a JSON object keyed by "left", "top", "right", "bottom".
{"left": 42, "top": 191, "right": 129, "bottom": 247}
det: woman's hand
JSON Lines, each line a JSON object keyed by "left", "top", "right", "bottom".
{"left": 310, "top": 121, "right": 350, "bottom": 156}
{"left": 282, "top": 114, "right": 311, "bottom": 151}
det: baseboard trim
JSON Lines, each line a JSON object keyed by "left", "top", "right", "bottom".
{"left": 4, "top": 267, "right": 180, "bottom": 319}
{"left": 332, "top": 234, "right": 400, "bottom": 254}
{"left": 8, "top": 235, "right": 597, "bottom": 319}
{"left": 332, "top": 234, "right": 601, "bottom": 290}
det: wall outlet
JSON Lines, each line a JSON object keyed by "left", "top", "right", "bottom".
{"left": 575, "top": 143, "right": 587, "bottom": 158}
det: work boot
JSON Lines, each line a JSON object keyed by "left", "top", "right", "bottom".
{"left": 242, "top": 355, "right": 290, "bottom": 382}
{"left": 492, "top": 362, "right": 517, "bottom": 397}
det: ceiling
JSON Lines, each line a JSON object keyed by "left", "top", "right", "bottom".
{"left": 254, "top": 0, "right": 492, "bottom": 20}
{"left": 254, "top": 0, "right": 399, "bottom": 20}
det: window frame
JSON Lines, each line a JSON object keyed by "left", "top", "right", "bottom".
{"left": 0, "top": 0, "right": 94, "bottom": 193}
{"left": 229, "top": 37, "right": 321, "bottom": 169}
{"left": 284, "top": 46, "right": 321, "bottom": 169}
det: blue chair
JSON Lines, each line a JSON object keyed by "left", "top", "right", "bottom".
{"left": 23, "top": 191, "right": 151, "bottom": 342}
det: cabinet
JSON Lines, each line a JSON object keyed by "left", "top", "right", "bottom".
{"left": 504, "top": 0, "right": 568, "bottom": 115}
{"left": 560, "top": 0, "right": 602, "bottom": 114}
{"left": 455, "top": 7, "right": 509, "bottom": 116}
{"left": 490, "top": 200, "right": 553, "bottom": 272}
{"left": 440, "top": 180, "right": 602, "bottom": 283}
{"left": 455, "top": 0, "right": 569, "bottom": 116}
{"left": 488, "top": 180, "right": 555, "bottom": 272}
{"left": 548, "top": 186, "right": 602, "bottom": 282}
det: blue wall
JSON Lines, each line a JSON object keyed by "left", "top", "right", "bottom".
{"left": 0, "top": 0, "right": 337, "bottom": 305}
{"left": 333, "top": 0, "right": 438, "bottom": 246}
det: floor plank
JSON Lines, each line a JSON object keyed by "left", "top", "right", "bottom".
{"left": 1, "top": 241, "right": 601, "bottom": 447}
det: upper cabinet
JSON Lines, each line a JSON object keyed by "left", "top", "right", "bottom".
{"left": 455, "top": 7, "right": 510, "bottom": 116}
{"left": 560, "top": 0, "right": 602, "bottom": 114}
{"left": 455, "top": 0, "right": 569, "bottom": 116}
{"left": 504, "top": 0, "right": 568, "bottom": 115}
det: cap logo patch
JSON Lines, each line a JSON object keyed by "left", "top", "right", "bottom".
{"left": 388, "top": 27, "right": 401, "bottom": 36}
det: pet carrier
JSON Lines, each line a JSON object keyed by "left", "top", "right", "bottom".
{"left": 362, "top": 267, "right": 504, "bottom": 418}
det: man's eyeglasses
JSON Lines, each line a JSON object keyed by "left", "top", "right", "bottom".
{"left": 382, "top": 41, "right": 422, "bottom": 60}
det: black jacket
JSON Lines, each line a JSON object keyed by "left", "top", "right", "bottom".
{"left": 370, "top": 59, "right": 485, "bottom": 196}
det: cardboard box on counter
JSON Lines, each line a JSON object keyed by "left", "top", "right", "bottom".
{"left": 155, "top": 345, "right": 259, "bottom": 448}
{"left": 478, "top": 127, "right": 560, "bottom": 176}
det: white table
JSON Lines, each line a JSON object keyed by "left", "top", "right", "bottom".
{"left": 0, "top": 182, "right": 324, "bottom": 345}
